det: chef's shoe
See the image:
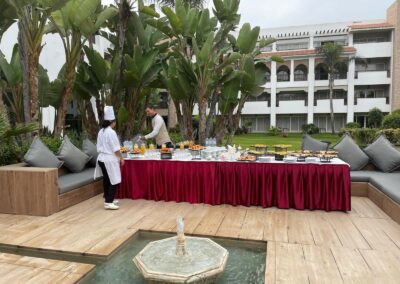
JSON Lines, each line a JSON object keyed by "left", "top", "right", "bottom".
{"left": 104, "top": 200, "right": 119, "bottom": 206}
{"left": 104, "top": 203, "right": 119, "bottom": 210}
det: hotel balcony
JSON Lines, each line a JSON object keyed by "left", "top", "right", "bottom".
{"left": 241, "top": 101, "right": 271, "bottom": 114}
{"left": 314, "top": 99, "right": 348, "bottom": 114}
{"left": 353, "top": 97, "right": 391, "bottom": 113}
{"left": 354, "top": 42, "right": 392, "bottom": 58}
{"left": 276, "top": 100, "right": 308, "bottom": 114}
{"left": 355, "top": 70, "right": 391, "bottom": 85}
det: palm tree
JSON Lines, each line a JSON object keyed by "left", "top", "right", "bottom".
{"left": 47, "top": 0, "right": 118, "bottom": 135}
{"left": 316, "top": 42, "right": 347, "bottom": 134}
{"left": 6, "top": 0, "right": 69, "bottom": 125}
{"left": 147, "top": 0, "right": 206, "bottom": 8}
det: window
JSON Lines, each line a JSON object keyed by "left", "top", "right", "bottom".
{"left": 277, "top": 65, "right": 290, "bottom": 82}
{"left": 354, "top": 88, "right": 389, "bottom": 104}
{"left": 294, "top": 64, "right": 308, "bottom": 81}
{"left": 315, "top": 63, "right": 328, "bottom": 80}
{"left": 276, "top": 42, "right": 308, "bottom": 51}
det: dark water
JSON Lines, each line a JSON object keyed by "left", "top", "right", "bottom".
{"left": 84, "top": 232, "right": 266, "bottom": 284}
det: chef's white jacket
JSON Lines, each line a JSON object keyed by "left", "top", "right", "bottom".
{"left": 94, "top": 126, "right": 121, "bottom": 185}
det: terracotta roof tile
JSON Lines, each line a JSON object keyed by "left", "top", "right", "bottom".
{"left": 350, "top": 23, "right": 394, "bottom": 30}
{"left": 257, "top": 47, "right": 356, "bottom": 58}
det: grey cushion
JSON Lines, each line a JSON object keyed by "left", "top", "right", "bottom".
{"left": 333, "top": 133, "right": 370, "bottom": 171}
{"left": 82, "top": 139, "right": 98, "bottom": 167}
{"left": 58, "top": 168, "right": 99, "bottom": 194}
{"left": 301, "top": 135, "right": 329, "bottom": 151}
{"left": 364, "top": 134, "right": 400, "bottom": 173}
{"left": 57, "top": 135, "right": 91, "bottom": 173}
{"left": 370, "top": 172, "right": 400, "bottom": 204}
{"left": 350, "top": 171, "right": 383, "bottom": 182}
{"left": 24, "top": 137, "right": 63, "bottom": 168}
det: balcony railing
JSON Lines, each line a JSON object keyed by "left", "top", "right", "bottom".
{"left": 294, "top": 73, "right": 307, "bottom": 81}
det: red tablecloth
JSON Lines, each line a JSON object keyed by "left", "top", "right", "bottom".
{"left": 117, "top": 160, "right": 351, "bottom": 211}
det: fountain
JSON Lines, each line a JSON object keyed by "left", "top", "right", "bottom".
{"left": 133, "top": 217, "right": 229, "bottom": 284}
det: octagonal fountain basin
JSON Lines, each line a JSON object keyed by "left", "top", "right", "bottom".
{"left": 134, "top": 236, "right": 228, "bottom": 284}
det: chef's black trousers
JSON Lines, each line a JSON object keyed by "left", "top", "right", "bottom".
{"left": 98, "top": 161, "right": 118, "bottom": 203}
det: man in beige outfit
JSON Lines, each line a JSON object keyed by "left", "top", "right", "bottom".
{"left": 141, "top": 105, "right": 173, "bottom": 148}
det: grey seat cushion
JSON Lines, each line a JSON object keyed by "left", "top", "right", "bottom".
{"left": 333, "top": 133, "right": 370, "bottom": 171}
{"left": 82, "top": 139, "right": 98, "bottom": 167}
{"left": 350, "top": 171, "right": 383, "bottom": 182}
{"left": 369, "top": 173, "right": 400, "bottom": 204}
{"left": 301, "top": 135, "right": 329, "bottom": 151}
{"left": 58, "top": 168, "right": 98, "bottom": 194}
{"left": 24, "top": 137, "right": 64, "bottom": 168}
{"left": 364, "top": 134, "right": 400, "bottom": 173}
{"left": 58, "top": 135, "right": 91, "bottom": 173}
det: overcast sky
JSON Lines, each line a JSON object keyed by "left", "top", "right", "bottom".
{"left": 103, "top": 0, "right": 395, "bottom": 28}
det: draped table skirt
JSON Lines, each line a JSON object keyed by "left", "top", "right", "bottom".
{"left": 117, "top": 160, "right": 351, "bottom": 211}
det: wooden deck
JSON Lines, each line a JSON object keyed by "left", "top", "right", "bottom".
{"left": 0, "top": 195, "right": 400, "bottom": 283}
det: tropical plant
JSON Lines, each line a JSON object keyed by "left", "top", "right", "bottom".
{"left": 6, "top": 0, "right": 70, "bottom": 125}
{"left": 367, "top": 107, "right": 383, "bottom": 128}
{"left": 383, "top": 112, "right": 400, "bottom": 129}
{"left": 0, "top": 1, "right": 17, "bottom": 42}
{"left": 302, "top": 123, "right": 319, "bottom": 135}
{"left": 46, "top": 0, "right": 118, "bottom": 135}
{"left": 316, "top": 42, "right": 348, "bottom": 134}
{"left": 149, "top": 0, "right": 206, "bottom": 8}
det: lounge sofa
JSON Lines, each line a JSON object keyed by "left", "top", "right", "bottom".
{"left": 0, "top": 163, "right": 102, "bottom": 217}
{"left": 351, "top": 168, "right": 400, "bottom": 223}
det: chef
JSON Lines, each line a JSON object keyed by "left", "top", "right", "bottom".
{"left": 140, "top": 105, "right": 173, "bottom": 148}
{"left": 94, "top": 106, "right": 125, "bottom": 210}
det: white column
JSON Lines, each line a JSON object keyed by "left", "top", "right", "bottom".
{"left": 290, "top": 59, "right": 294, "bottom": 82}
{"left": 348, "top": 33, "right": 354, "bottom": 47}
{"left": 272, "top": 42, "right": 277, "bottom": 52}
{"left": 270, "top": 61, "right": 277, "bottom": 127}
{"left": 309, "top": 35, "right": 314, "bottom": 49}
{"left": 307, "top": 57, "right": 315, "bottom": 124}
{"left": 347, "top": 58, "right": 355, "bottom": 122}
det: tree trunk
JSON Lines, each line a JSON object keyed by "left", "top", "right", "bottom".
{"left": 18, "top": 24, "right": 30, "bottom": 125}
{"left": 215, "top": 115, "right": 226, "bottom": 146}
{"left": 181, "top": 102, "right": 193, "bottom": 141}
{"left": 111, "top": 0, "right": 129, "bottom": 108}
{"left": 198, "top": 96, "right": 207, "bottom": 145}
{"left": 328, "top": 74, "right": 335, "bottom": 134}
{"left": 206, "top": 91, "right": 218, "bottom": 138}
{"left": 84, "top": 99, "right": 98, "bottom": 139}
{"left": 54, "top": 62, "right": 76, "bottom": 135}
{"left": 28, "top": 51, "right": 40, "bottom": 124}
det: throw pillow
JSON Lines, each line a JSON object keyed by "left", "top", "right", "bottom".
{"left": 24, "top": 137, "right": 64, "bottom": 168}
{"left": 364, "top": 134, "right": 400, "bottom": 172}
{"left": 82, "top": 138, "right": 98, "bottom": 167}
{"left": 58, "top": 135, "right": 91, "bottom": 172}
{"left": 333, "top": 133, "right": 369, "bottom": 171}
{"left": 301, "top": 134, "right": 329, "bottom": 151}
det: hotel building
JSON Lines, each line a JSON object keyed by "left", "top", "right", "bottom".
{"left": 240, "top": 1, "right": 400, "bottom": 133}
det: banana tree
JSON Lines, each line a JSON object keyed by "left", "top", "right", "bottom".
{"left": 47, "top": 0, "right": 118, "bottom": 135}
{"left": 6, "top": 0, "right": 70, "bottom": 125}
{"left": 0, "top": 2, "right": 17, "bottom": 42}
{"left": 0, "top": 45, "right": 25, "bottom": 124}
{"left": 146, "top": 0, "right": 242, "bottom": 144}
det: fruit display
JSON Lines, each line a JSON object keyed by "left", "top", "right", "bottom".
{"left": 160, "top": 148, "right": 172, "bottom": 154}
{"left": 120, "top": 146, "right": 129, "bottom": 153}
{"left": 130, "top": 148, "right": 141, "bottom": 154}
{"left": 237, "top": 154, "right": 257, "bottom": 162}
{"left": 189, "top": 145, "right": 206, "bottom": 151}
{"left": 177, "top": 140, "right": 194, "bottom": 147}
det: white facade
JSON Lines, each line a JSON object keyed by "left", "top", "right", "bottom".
{"left": 242, "top": 20, "right": 394, "bottom": 132}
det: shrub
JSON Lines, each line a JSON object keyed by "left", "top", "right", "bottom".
{"left": 169, "top": 132, "right": 183, "bottom": 144}
{"left": 377, "top": 129, "right": 400, "bottom": 145}
{"left": 40, "top": 135, "right": 62, "bottom": 153}
{"left": 301, "top": 123, "right": 319, "bottom": 135}
{"left": 368, "top": 108, "right": 384, "bottom": 128}
{"left": 383, "top": 113, "right": 400, "bottom": 129}
{"left": 345, "top": 122, "right": 361, "bottom": 129}
{"left": 267, "top": 126, "right": 282, "bottom": 136}
{"left": 338, "top": 128, "right": 377, "bottom": 146}
{"left": 392, "top": 108, "right": 400, "bottom": 116}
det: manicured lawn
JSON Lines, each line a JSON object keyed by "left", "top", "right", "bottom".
{"left": 229, "top": 133, "right": 340, "bottom": 150}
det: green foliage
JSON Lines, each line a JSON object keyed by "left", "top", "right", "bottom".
{"left": 345, "top": 122, "right": 361, "bottom": 129}
{"left": 302, "top": 123, "right": 319, "bottom": 135}
{"left": 392, "top": 108, "right": 400, "bottom": 116}
{"left": 40, "top": 135, "right": 62, "bottom": 153}
{"left": 169, "top": 131, "right": 183, "bottom": 144}
{"left": 377, "top": 129, "right": 400, "bottom": 145}
{"left": 383, "top": 112, "right": 400, "bottom": 129}
{"left": 267, "top": 126, "right": 282, "bottom": 136}
{"left": 338, "top": 128, "right": 377, "bottom": 146}
{"left": 368, "top": 107, "right": 384, "bottom": 128}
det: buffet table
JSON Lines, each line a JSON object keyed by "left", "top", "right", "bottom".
{"left": 117, "top": 159, "right": 351, "bottom": 211}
